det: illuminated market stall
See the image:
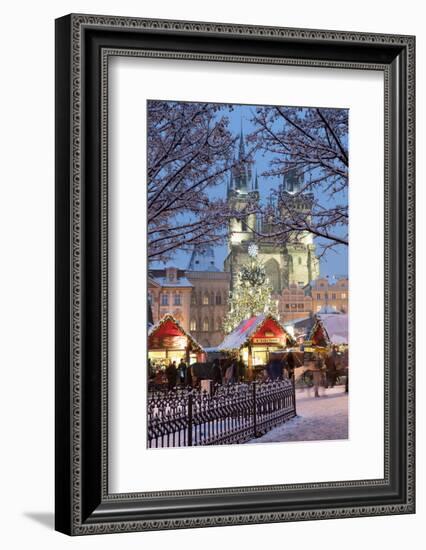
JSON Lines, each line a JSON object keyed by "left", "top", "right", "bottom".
{"left": 148, "top": 314, "right": 205, "bottom": 372}
{"left": 309, "top": 312, "right": 349, "bottom": 349}
{"left": 217, "top": 313, "right": 294, "bottom": 379}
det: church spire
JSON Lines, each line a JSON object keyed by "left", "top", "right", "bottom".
{"left": 238, "top": 118, "right": 245, "bottom": 158}
{"left": 254, "top": 170, "right": 259, "bottom": 191}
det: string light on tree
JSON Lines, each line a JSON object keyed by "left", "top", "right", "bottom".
{"left": 223, "top": 242, "right": 279, "bottom": 334}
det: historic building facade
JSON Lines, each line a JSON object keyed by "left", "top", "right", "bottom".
{"left": 277, "top": 276, "right": 349, "bottom": 324}
{"left": 278, "top": 282, "right": 313, "bottom": 323}
{"left": 148, "top": 247, "right": 231, "bottom": 347}
{"left": 148, "top": 267, "right": 193, "bottom": 330}
{"left": 186, "top": 245, "right": 231, "bottom": 348}
{"left": 309, "top": 276, "right": 349, "bottom": 314}
{"left": 223, "top": 130, "right": 319, "bottom": 294}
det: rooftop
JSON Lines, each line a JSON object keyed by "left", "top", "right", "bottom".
{"left": 187, "top": 244, "right": 220, "bottom": 272}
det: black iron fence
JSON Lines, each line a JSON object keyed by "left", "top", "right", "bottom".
{"left": 147, "top": 379, "right": 296, "bottom": 448}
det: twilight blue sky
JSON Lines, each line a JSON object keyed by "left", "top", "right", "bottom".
{"left": 155, "top": 103, "right": 348, "bottom": 278}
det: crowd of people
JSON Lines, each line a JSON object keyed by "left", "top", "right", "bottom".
{"left": 147, "top": 347, "right": 348, "bottom": 394}
{"left": 302, "top": 347, "right": 349, "bottom": 396}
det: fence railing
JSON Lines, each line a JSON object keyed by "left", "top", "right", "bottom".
{"left": 147, "top": 379, "right": 296, "bottom": 448}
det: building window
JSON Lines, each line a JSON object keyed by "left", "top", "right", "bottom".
{"left": 190, "top": 319, "right": 197, "bottom": 331}
{"left": 332, "top": 293, "right": 336, "bottom": 300}
{"left": 203, "top": 318, "right": 209, "bottom": 331}
{"left": 324, "top": 292, "right": 328, "bottom": 300}
{"left": 160, "top": 293, "right": 169, "bottom": 306}
{"left": 203, "top": 293, "right": 209, "bottom": 305}
{"left": 298, "top": 303, "right": 304, "bottom": 309}
{"left": 316, "top": 305, "right": 321, "bottom": 311}
{"left": 174, "top": 293, "right": 181, "bottom": 306}
{"left": 285, "top": 303, "right": 290, "bottom": 310}
{"left": 166, "top": 268, "right": 177, "bottom": 283}
{"left": 148, "top": 291, "right": 153, "bottom": 305}
{"left": 216, "top": 317, "right": 222, "bottom": 331}
{"left": 298, "top": 257, "right": 302, "bottom": 265}
{"left": 341, "top": 292, "right": 347, "bottom": 299}
{"left": 191, "top": 293, "right": 197, "bottom": 305}
{"left": 316, "top": 293, "right": 321, "bottom": 300}
{"left": 215, "top": 293, "right": 222, "bottom": 305}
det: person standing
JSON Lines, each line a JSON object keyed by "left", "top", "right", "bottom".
{"left": 177, "top": 358, "right": 187, "bottom": 386}
{"left": 165, "top": 360, "right": 177, "bottom": 390}
{"left": 224, "top": 360, "right": 236, "bottom": 384}
{"left": 325, "top": 349, "right": 337, "bottom": 388}
{"left": 212, "top": 358, "right": 222, "bottom": 385}
{"left": 237, "top": 357, "right": 246, "bottom": 382}
{"left": 312, "top": 352, "right": 325, "bottom": 398}
{"left": 286, "top": 351, "right": 295, "bottom": 380}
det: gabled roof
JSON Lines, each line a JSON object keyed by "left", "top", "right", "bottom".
{"left": 317, "top": 305, "right": 339, "bottom": 314}
{"left": 187, "top": 244, "right": 220, "bottom": 272}
{"left": 217, "top": 314, "right": 294, "bottom": 351}
{"left": 311, "top": 313, "right": 349, "bottom": 345}
{"left": 148, "top": 314, "right": 204, "bottom": 352}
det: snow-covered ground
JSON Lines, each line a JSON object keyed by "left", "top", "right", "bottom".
{"left": 248, "top": 385, "right": 348, "bottom": 444}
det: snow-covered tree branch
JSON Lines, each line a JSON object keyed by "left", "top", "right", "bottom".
{"left": 248, "top": 106, "right": 349, "bottom": 251}
{"left": 147, "top": 101, "right": 239, "bottom": 261}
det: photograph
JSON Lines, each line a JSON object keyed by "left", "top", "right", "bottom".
{"left": 146, "top": 100, "right": 349, "bottom": 448}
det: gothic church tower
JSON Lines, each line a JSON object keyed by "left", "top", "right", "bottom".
{"left": 224, "top": 128, "right": 319, "bottom": 293}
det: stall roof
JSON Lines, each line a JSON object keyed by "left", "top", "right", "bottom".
{"left": 148, "top": 314, "right": 204, "bottom": 352}
{"left": 217, "top": 314, "right": 294, "bottom": 351}
{"left": 313, "top": 313, "right": 349, "bottom": 345}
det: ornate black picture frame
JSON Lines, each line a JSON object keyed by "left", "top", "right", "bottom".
{"left": 55, "top": 13, "right": 415, "bottom": 535}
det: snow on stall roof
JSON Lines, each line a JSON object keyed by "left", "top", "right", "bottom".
{"left": 317, "top": 305, "right": 339, "bottom": 314}
{"left": 317, "top": 313, "right": 349, "bottom": 345}
{"left": 284, "top": 315, "right": 312, "bottom": 327}
{"left": 148, "top": 314, "right": 204, "bottom": 351}
{"left": 217, "top": 314, "right": 291, "bottom": 351}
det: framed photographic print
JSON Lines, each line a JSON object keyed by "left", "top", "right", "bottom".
{"left": 55, "top": 14, "right": 415, "bottom": 535}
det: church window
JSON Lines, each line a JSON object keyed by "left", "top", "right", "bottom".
{"left": 160, "top": 293, "right": 169, "bottom": 306}
{"left": 190, "top": 319, "right": 197, "bottom": 331}
{"left": 203, "top": 293, "right": 209, "bottom": 305}
{"left": 203, "top": 318, "right": 209, "bottom": 331}
{"left": 215, "top": 293, "right": 222, "bottom": 305}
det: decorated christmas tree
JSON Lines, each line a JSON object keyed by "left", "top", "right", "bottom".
{"left": 223, "top": 243, "right": 279, "bottom": 334}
